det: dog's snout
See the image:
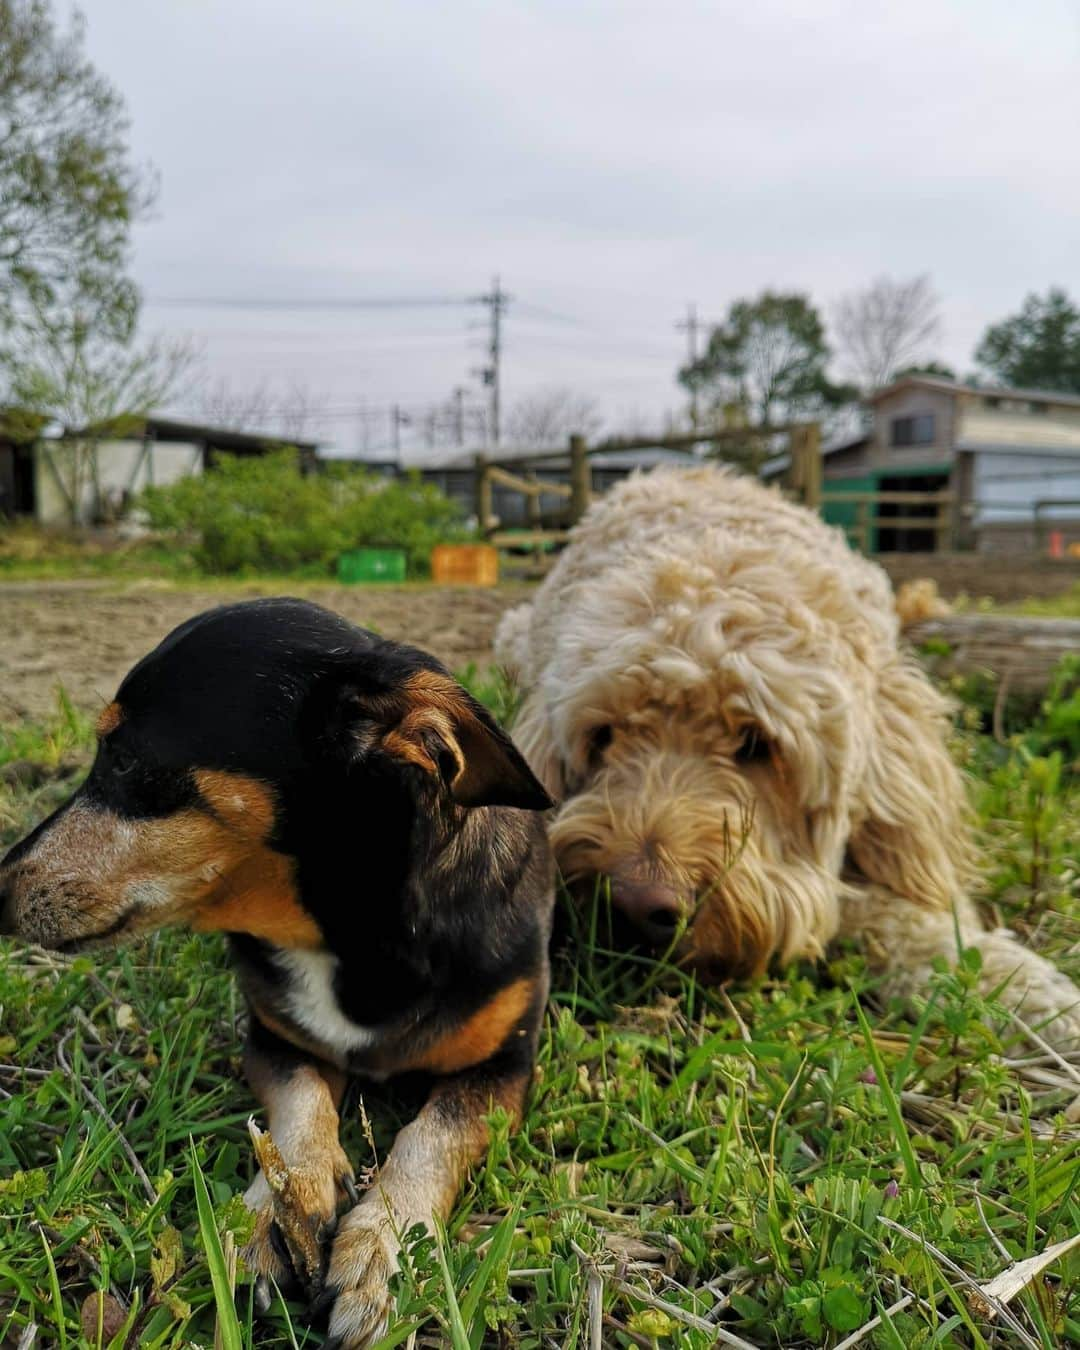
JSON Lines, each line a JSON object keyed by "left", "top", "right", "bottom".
{"left": 610, "top": 877, "right": 685, "bottom": 946}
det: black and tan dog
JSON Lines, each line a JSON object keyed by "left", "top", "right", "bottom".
{"left": 0, "top": 598, "right": 555, "bottom": 1347}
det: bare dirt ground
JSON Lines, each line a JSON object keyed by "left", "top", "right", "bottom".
{"left": 0, "top": 581, "right": 531, "bottom": 722}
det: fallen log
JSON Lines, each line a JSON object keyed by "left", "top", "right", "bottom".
{"left": 906, "top": 615, "right": 1080, "bottom": 693}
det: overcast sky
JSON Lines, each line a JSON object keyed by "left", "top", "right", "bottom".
{"left": 81, "top": 0, "right": 1080, "bottom": 454}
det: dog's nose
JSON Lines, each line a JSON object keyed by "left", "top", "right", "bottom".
{"left": 610, "top": 878, "right": 686, "bottom": 946}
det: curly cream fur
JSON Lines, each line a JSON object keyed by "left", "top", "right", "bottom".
{"left": 497, "top": 467, "right": 1080, "bottom": 1046}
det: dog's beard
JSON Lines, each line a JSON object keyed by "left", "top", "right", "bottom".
{"left": 551, "top": 751, "right": 846, "bottom": 974}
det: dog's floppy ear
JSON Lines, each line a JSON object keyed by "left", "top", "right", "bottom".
{"left": 383, "top": 670, "right": 554, "bottom": 811}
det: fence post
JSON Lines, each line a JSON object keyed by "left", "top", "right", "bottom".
{"left": 790, "top": 422, "right": 822, "bottom": 509}
{"left": 855, "top": 498, "right": 870, "bottom": 554}
{"left": 569, "top": 434, "right": 591, "bottom": 524}
{"left": 935, "top": 493, "right": 951, "bottom": 554}
{"left": 474, "top": 454, "right": 493, "bottom": 534}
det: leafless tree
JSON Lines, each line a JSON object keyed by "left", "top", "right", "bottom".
{"left": 276, "top": 380, "right": 329, "bottom": 442}
{"left": 7, "top": 290, "right": 196, "bottom": 523}
{"left": 832, "top": 275, "right": 942, "bottom": 394}
{"left": 503, "top": 386, "right": 604, "bottom": 448}
{"left": 193, "top": 377, "right": 276, "bottom": 432}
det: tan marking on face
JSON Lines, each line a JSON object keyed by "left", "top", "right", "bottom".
{"left": 96, "top": 701, "right": 123, "bottom": 738}
{"left": 195, "top": 769, "right": 278, "bottom": 837}
{"left": 407, "top": 977, "right": 534, "bottom": 1075}
{"left": 189, "top": 848, "right": 320, "bottom": 947}
{"left": 5, "top": 772, "right": 320, "bottom": 950}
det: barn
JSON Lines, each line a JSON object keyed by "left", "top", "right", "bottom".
{"left": 819, "top": 375, "right": 1080, "bottom": 553}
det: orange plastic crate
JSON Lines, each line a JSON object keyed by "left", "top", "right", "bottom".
{"left": 430, "top": 543, "right": 500, "bottom": 586}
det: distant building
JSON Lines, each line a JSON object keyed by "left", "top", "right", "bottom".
{"left": 818, "top": 375, "right": 1080, "bottom": 553}
{"left": 0, "top": 415, "right": 319, "bottom": 525}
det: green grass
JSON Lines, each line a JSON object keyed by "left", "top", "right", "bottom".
{"left": 998, "top": 584, "right": 1080, "bottom": 619}
{"left": 1, "top": 695, "right": 1079, "bottom": 1347}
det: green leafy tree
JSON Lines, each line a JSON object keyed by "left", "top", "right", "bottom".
{"left": 975, "top": 288, "right": 1080, "bottom": 393}
{"left": 679, "top": 291, "right": 854, "bottom": 429}
{"left": 0, "top": 0, "right": 152, "bottom": 359}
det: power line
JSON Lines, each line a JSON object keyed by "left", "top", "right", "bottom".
{"left": 147, "top": 295, "right": 475, "bottom": 310}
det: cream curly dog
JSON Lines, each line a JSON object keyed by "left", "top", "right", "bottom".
{"left": 496, "top": 467, "right": 1080, "bottom": 1047}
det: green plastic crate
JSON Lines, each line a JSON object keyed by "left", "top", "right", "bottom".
{"left": 336, "top": 548, "right": 406, "bottom": 583}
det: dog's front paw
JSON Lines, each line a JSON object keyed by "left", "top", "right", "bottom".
{"left": 318, "top": 1205, "right": 412, "bottom": 1349}
{"left": 242, "top": 1152, "right": 356, "bottom": 1308}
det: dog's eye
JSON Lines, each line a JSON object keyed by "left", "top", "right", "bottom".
{"left": 590, "top": 725, "right": 613, "bottom": 758}
{"left": 109, "top": 747, "right": 137, "bottom": 777}
{"left": 735, "top": 729, "right": 770, "bottom": 765}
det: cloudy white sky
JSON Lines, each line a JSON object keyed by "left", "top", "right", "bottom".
{"left": 82, "top": 0, "right": 1080, "bottom": 454}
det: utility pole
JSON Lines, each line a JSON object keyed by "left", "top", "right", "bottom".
{"left": 452, "top": 386, "right": 467, "bottom": 446}
{"left": 357, "top": 398, "right": 371, "bottom": 457}
{"left": 472, "top": 276, "right": 510, "bottom": 448}
{"left": 391, "top": 405, "right": 410, "bottom": 468}
{"left": 676, "top": 303, "right": 703, "bottom": 430}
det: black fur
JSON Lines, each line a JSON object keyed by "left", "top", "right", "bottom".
{"left": 0, "top": 595, "right": 554, "bottom": 1123}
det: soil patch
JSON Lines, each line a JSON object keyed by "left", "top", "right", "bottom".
{"left": 0, "top": 581, "right": 531, "bottom": 721}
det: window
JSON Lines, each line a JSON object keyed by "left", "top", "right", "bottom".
{"left": 890, "top": 414, "right": 935, "bottom": 447}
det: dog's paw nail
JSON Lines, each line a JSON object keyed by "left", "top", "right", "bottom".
{"left": 342, "top": 1175, "right": 360, "bottom": 1207}
{"left": 253, "top": 1274, "right": 272, "bottom": 1316}
{"left": 268, "top": 1220, "right": 297, "bottom": 1278}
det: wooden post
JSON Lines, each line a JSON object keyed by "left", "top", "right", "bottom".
{"left": 526, "top": 474, "right": 542, "bottom": 568}
{"left": 855, "top": 498, "right": 870, "bottom": 554}
{"left": 935, "top": 493, "right": 951, "bottom": 555}
{"left": 790, "top": 422, "right": 822, "bottom": 509}
{"left": 474, "top": 454, "right": 492, "bottom": 535}
{"left": 569, "top": 434, "right": 591, "bottom": 524}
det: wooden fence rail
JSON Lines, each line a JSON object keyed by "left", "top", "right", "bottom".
{"left": 827, "top": 490, "right": 954, "bottom": 554}
{"left": 474, "top": 435, "right": 592, "bottom": 570}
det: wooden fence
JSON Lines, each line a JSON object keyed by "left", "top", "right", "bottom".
{"left": 472, "top": 435, "right": 589, "bottom": 571}
{"left": 826, "top": 488, "right": 955, "bottom": 553}
{"left": 473, "top": 426, "right": 776, "bottom": 570}
{"left": 472, "top": 421, "right": 959, "bottom": 567}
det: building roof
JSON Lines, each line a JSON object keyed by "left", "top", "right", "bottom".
{"left": 869, "top": 373, "right": 1080, "bottom": 411}
{"left": 137, "top": 416, "right": 320, "bottom": 453}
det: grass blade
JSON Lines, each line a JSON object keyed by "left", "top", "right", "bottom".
{"left": 458, "top": 1204, "right": 521, "bottom": 1343}
{"left": 853, "top": 996, "right": 921, "bottom": 1190}
{"left": 432, "top": 1217, "right": 470, "bottom": 1350}
{"left": 188, "top": 1142, "right": 242, "bottom": 1350}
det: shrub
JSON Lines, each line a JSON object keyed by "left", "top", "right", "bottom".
{"left": 141, "top": 450, "right": 470, "bottom": 576}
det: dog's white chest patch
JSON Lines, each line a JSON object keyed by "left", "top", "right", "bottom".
{"left": 274, "top": 949, "right": 378, "bottom": 1056}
